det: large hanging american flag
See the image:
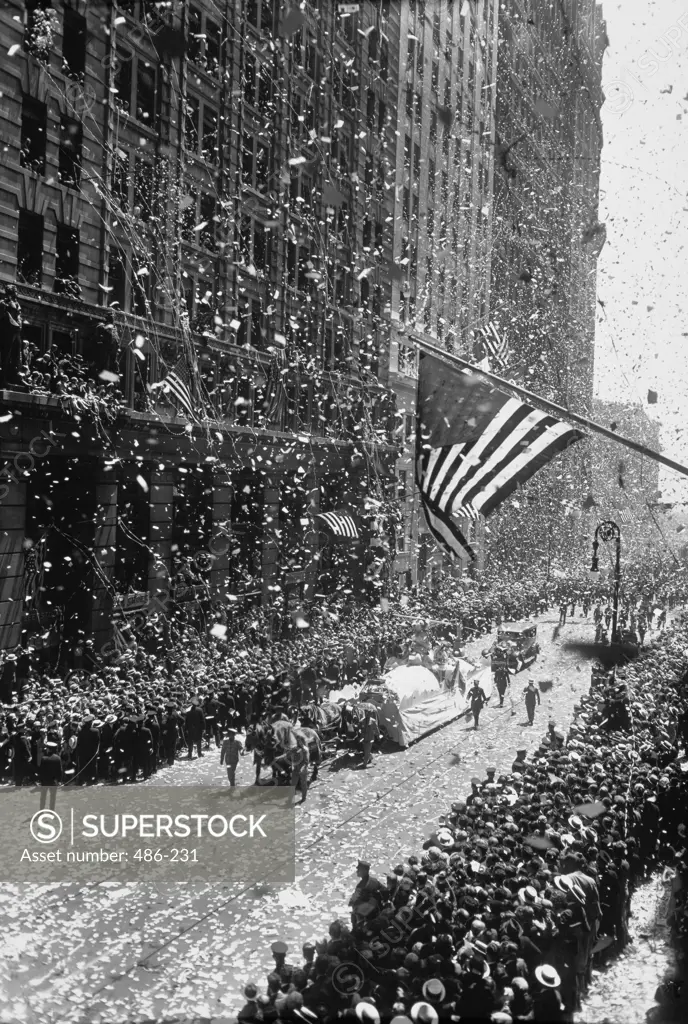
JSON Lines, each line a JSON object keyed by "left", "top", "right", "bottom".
{"left": 161, "top": 354, "right": 196, "bottom": 420}
{"left": 416, "top": 354, "right": 583, "bottom": 561}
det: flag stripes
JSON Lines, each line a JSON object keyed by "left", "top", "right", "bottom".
{"left": 162, "top": 355, "right": 196, "bottom": 420}
{"left": 416, "top": 355, "right": 583, "bottom": 561}
{"left": 476, "top": 321, "right": 509, "bottom": 370}
{"left": 317, "top": 511, "right": 359, "bottom": 539}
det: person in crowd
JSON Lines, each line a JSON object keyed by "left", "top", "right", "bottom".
{"left": 220, "top": 726, "right": 244, "bottom": 786}
{"left": 467, "top": 680, "right": 488, "bottom": 730}
{"left": 493, "top": 651, "right": 512, "bottom": 708}
{"left": 523, "top": 679, "right": 541, "bottom": 725}
{"left": 185, "top": 697, "right": 205, "bottom": 760}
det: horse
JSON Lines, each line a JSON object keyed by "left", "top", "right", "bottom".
{"left": 245, "top": 721, "right": 322, "bottom": 784}
{"left": 300, "top": 701, "right": 342, "bottom": 740}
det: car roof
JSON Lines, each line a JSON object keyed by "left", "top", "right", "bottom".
{"left": 498, "top": 623, "right": 537, "bottom": 635}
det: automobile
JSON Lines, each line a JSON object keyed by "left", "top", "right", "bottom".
{"left": 489, "top": 622, "right": 540, "bottom": 672}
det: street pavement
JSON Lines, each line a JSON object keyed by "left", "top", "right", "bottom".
{"left": 575, "top": 873, "right": 679, "bottom": 1024}
{"left": 0, "top": 610, "right": 669, "bottom": 1023}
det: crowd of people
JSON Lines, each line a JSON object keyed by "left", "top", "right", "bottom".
{"left": 0, "top": 565, "right": 683, "bottom": 786}
{"left": 1, "top": 564, "right": 685, "bottom": 791}
{"left": 237, "top": 620, "right": 688, "bottom": 1024}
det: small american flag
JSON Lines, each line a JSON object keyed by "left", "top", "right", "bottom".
{"left": 615, "top": 509, "right": 633, "bottom": 524}
{"left": 476, "top": 322, "right": 509, "bottom": 371}
{"left": 162, "top": 355, "right": 196, "bottom": 421}
{"left": 317, "top": 511, "right": 359, "bottom": 539}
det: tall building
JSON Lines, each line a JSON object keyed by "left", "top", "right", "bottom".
{"left": 589, "top": 399, "right": 663, "bottom": 566}
{"left": 491, "top": 0, "right": 606, "bottom": 411}
{"left": 0, "top": 0, "right": 399, "bottom": 663}
{"left": 483, "top": 0, "right": 607, "bottom": 579}
{"left": 388, "top": 0, "right": 499, "bottom": 592}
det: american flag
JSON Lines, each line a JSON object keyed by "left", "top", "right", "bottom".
{"left": 161, "top": 354, "right": 196, "bottom": 421}
{"left": 264, "top": 352, "right": 288, "bottom": 427}
{"left": 475, "top": 321, "right": 509, "bottom": 371}
{"left": 317, "top": 511, "right": 360, "bottom": 539}
{"left": 614, "top": 509, "right": 633, "bottom": 524}
{"left": 416, "top": 354, "right": 583, "bottom": 561}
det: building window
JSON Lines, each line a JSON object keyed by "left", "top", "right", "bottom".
{"left": 377, "top": 99, "right": 386, "bottom": 136}
{"left": 380, "top": 38, "right": 389, "bottom": 79}
{"left": 367, "top": 89, "right": 376, "bottom": 130}
{"left": 187, "top": 5, "right": 202, "bottom": 63}
{"left": 107, "top": 247, "right": 127, "bottom": 309}
{"left": 133, "top": 157, "right": 154, "bottom": 221}
{"left": 305, "top": 33, "right": 318, "bottom": 80}
{"left": 245, "top": 0, "right": 273, "bottom": 33}
{"left": 135, "top": 61, "right": 156, "bottom": 125}
{"left": 112, "top": 149, "right": 129, "bottom": 209}
{"left": 237, "top": 296, "right": 266, "bottom": 351}
{"left": 199, "top": 193, "right": 217, "bottom": 251}
{"left": 398, "top": 468, "right": 407, "bottom": 500}
{"left": 17, "top": 209, "right": 43, "bottom": 286}
{"left": 58, "top": 116, "right": 82, "bottom": 189}
{"left": 365, "top": 152, "right": 374, "bottom": 185}
{"left": 20, "top": 96, "right": 47, "bottom": 174}
{"left": 54, "top": 225, "right": 79, "bottom": 295}
{"left": 184, "top": 94, "right": 200, "bottom": 151}
{"left": 205, "top": 19, "right": 221, "bottom": 73}
{"left": 62, "top": 6, "right": 86, "bottom": 80}
{"left": 113, "top": 48, "right": 132, "bottom": 112}
{"left": 242, "top": 134, "right": 270, "bottom": 190}
{"left": 202, "top": 105, "right": 219, "bottom": 161}
{"left": 257, "top": 64, "right": 272, "bottom": 112}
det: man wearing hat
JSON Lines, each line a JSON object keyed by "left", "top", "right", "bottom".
{"left": 522, "top": 680, "right": 541, "bottom": 726}
{"left": 349, "top": 859, "right": 385, "bottom": 929}
{"left": 269, "top": 940, "right": 294, "bottom": 988}
{"left": 185, "top": 697, "right": 205, "bottom": 760}
{"left": 38, "top": 736, "right": 62, "bottom": 809}
{"left": 220, "top": 726, "right": 244, "bottom": 786}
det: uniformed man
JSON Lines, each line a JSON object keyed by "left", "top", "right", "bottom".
{"left": 512, "top": 747, "right": 528, "bottom": 774}
{"left": 493, "top": 652, "right": 512, "bottom": 708}
{"left": 220, "top": 726, "right": 244, "bottom": 786}
{"left": 269, "top": 941, "right": 294, "bottom": 988}
{"left": 287, "top": 736, "right": 309, "bottom": 804}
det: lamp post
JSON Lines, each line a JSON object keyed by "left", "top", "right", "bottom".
{"left": 591, "top": 520, "right": 621, "bottom": 642}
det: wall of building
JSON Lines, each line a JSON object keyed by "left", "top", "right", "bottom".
{"left": 0, "top": 0, "right": 401, "bottom": 659}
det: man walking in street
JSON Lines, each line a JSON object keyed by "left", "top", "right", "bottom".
{"left": 467, "top": 680, "right": 487, "bottom": 730}
{"left": 559, "top": 601, "right": 568, "bottom": 626}
{"left": 287, "top": 735, "right": 309, "bottom": 804}
{"left": 220, "top": 726, "right": 243, "bottom": 786}
{"left": 493, "top": 651, "right": 512, "bottom": 708}
{"left": 185, "top": 697, "right": 205, "bottom": 760}
{"left": 361, "top": 709, "right": 379, "bottom": 768}
{"left": 523, "top": 679, "right": 541, "bottom": 725}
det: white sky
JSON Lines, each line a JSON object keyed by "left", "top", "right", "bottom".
{"left": 594, "top": 0, "right": 688, "bottom": 502}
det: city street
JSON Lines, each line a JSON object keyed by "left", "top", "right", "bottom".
{"left": 0, "top": 607, "right": 617, "bottom": 1023}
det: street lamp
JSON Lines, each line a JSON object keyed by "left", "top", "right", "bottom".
{"left": 591, "top": 520, "right": 622, "bottom": 642}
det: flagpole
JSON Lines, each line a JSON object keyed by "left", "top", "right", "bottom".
{"left": 413, "top": 338, "right": 688, "bottom": 482}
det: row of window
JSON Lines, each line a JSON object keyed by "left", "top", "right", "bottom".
{"left": 16, "top": 210, "right": 78, "bottom": 292}
{"left": 20, "top": 98, "right": 81, "bottom": 187}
